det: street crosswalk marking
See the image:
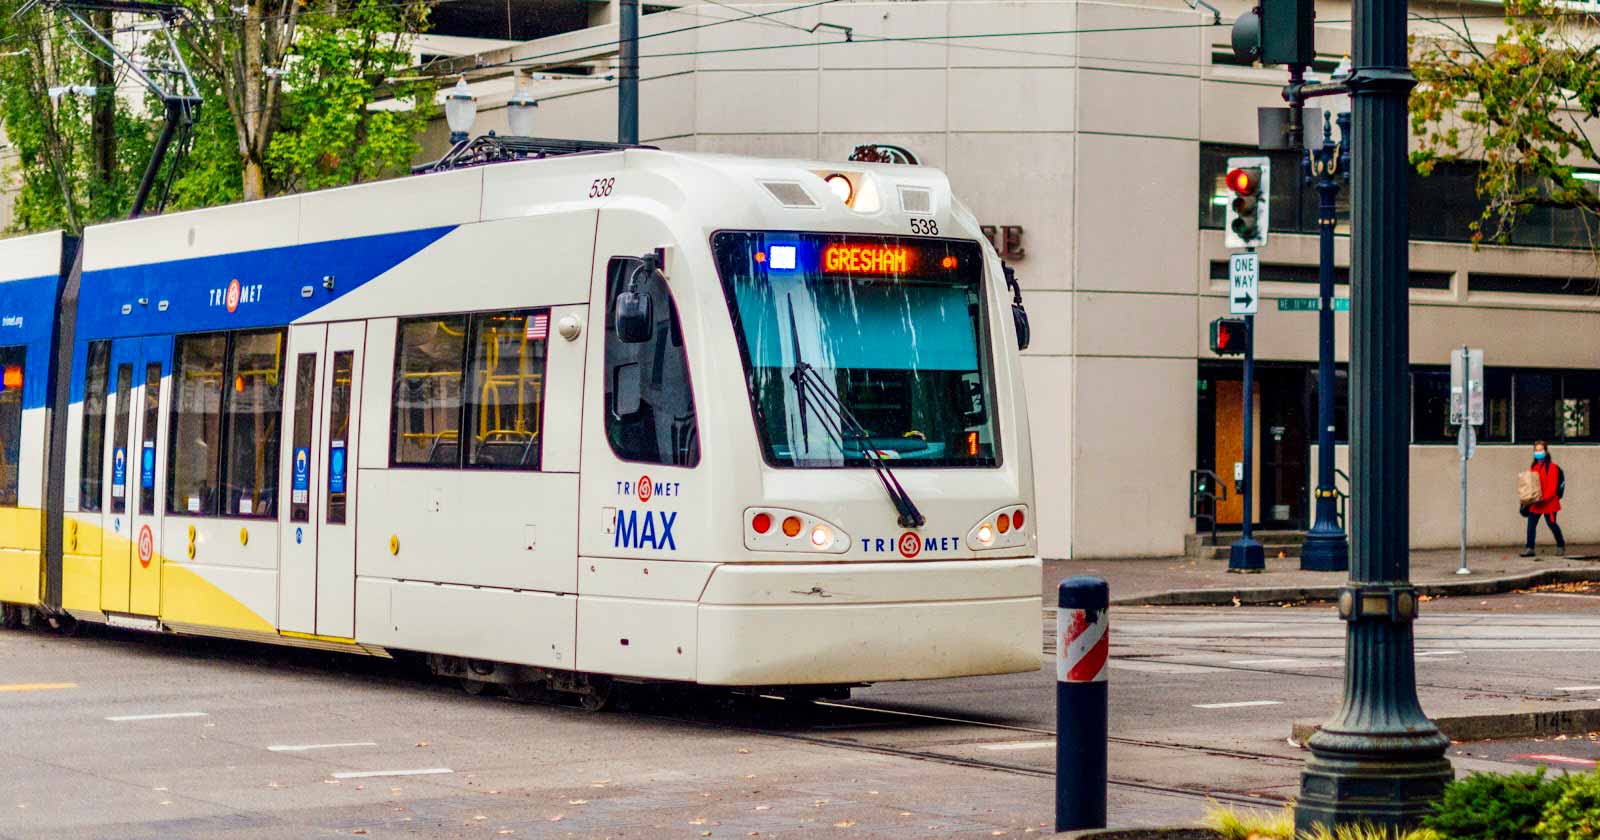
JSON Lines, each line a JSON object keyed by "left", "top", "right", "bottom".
{"left": 105, "top": 711, "right": 208, "bottom": 722}
{"left": 1192, "top": 700, "right": 1282, "bottom": 710}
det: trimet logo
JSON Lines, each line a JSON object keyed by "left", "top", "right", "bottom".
{"left": 897, "top": 531, "right": 922, "bottom": 559}
{"left": 209, "top": 278, "right": 263, "bottom": 311}
{"left": 637, "top": 474, "right": 652, "bottom": 503}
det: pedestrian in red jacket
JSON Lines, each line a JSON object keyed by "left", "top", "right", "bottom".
{"left": 1521, "top": 440, "right": 1566, "bottom": 557}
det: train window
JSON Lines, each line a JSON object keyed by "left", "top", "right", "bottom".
{"left": 79, "top": 341, "right": 111, "bottom": 512}
{"left": 167, "top": 333, "right": 226, "bottom": 516}
{"left": 0, "top": 346, "right": 24, "bottom": 506}
{"left": 137, "top": 363, "right": 161, "bottom": 516}
{"left": 604, "top": 259, "right": 700, "bottom": 467}
{"left": 711, "top": 232, "right": 998, "bottom": 468}
{"left": 465, "top": 310, "right": 549, "bottom": 470}
{"left": 391, "top": 316, "right": 466, "bottom": 467}
{"left": 290, "top": 353, "right": 316, "bottom": 522}
{"left": 327, "top": 351, "right": 354, "bottom": 524}
{"left": 222, "top": 329, "right": 285, "bottom": 518}
{"left": 110, "top": 363, "right": 133, "bottom": 514}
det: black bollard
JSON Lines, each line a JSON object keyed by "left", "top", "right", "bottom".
{"left": 1056, "top": 575, "right": 1109, "bottom": 832}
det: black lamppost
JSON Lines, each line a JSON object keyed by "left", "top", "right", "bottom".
{"left": 1294, "top": 0, "right": 1453, "bottom": 828}
{"left": 1300, "top": 108, "right": 1351, "bottom": 573}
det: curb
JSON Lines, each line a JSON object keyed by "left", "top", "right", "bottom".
{"left": 1292, "top": 705, "right": 1600, "bottom": 746}
{"left": 1058, "top": 830, "right": 1217, "bottom": 839}
{"left": 1109, "top": 566, "right": 1600, "bottom": 608}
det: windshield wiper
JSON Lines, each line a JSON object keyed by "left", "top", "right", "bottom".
{"left": 783, "top": 299, "right": 924, "bottom": 527}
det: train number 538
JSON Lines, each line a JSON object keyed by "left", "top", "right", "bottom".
{"left": 588, "top": 177, "right": 616, "bottom": 198}
{"left": 908, "top": 218, "right": 938, "bottom": 236}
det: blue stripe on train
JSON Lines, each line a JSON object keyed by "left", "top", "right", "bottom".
{"left": 0, "top": 273, "right": 68, "bottom": 410}
{"left": 69, "top": 225, "right": 456, "bottom": 401}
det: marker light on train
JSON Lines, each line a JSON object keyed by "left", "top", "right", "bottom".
{"left": 941, "top": 255, "right": 959, "bottom": 270}
{"left": 967, "top": 505, "right": 1030, "bottom": 551}
{"left": 976, "top": 523, "right": 995, "bottom": 545}
{"left": 744, "top": 507, "right": 851, "bottom": 553}
{"left": 751, "top": 512, "right": 773, "bottom": 534}
{"left": 1012, "top": 508, "right": 1025, "bottom": 530}
{"left": 996, "top": 513, "right": 1010, "bottom": 534}
{"left": 810, "top": 525, "right": 832, "bottom": 548}
{"left": 781, "top": 516, "right": 803, "bottom": 538}
{"left": 824, "top": 174, "right": 854, "bottom": 204}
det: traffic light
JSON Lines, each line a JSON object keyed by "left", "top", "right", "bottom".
{"left": 1210, "top": 317, "right": 1248, "bottom": 356}
{"left": 1230, "top": 0, "right": 1315, "bottom": 66}
{"left": 1223, "top": 156, "right": 1270, "bottom": 249}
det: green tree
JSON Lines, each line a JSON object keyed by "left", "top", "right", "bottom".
{"left": 265, "top": 0, "right": 433, "bottom": 193}
{"left": 1411, "top": 0, "right": 1600, "bottom": 248}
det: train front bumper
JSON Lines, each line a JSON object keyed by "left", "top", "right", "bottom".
{"left": 693, "top": 557, "right": 1042, "bottom": 685}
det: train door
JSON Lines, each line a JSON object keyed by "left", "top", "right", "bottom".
{"left": 99, "top": 337, "right": 168, "bottom": 616}
{"left": 316, "top": 324, "right": 363, "bottom": 638}
{"left": 277, "top": 325, "right": 325, "bottom": 634}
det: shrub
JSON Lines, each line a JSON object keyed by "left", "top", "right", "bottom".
{"left": 1423, "top": 768, "right": 1567, "bottom": 840}
{"left": 1535, "top": 769, "right": 1600, "bottom": 840}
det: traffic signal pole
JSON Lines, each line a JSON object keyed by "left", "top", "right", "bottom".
{"left": 1229, "top": 309, "right": 1264, "bottom": 573}
{"left": 1294, "top": 0, "right": 1453, "bottom": 827}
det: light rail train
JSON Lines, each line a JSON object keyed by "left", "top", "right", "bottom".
{"left": 0, "top": 144, "right": 1040, "bottom": 703}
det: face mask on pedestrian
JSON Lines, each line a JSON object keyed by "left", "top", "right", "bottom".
{"left": 1534, "top": 451, "right": 1548, "bottom": 460}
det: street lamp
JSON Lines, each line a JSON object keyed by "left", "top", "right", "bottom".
{"left": 506, "top": 70, "right": 538, "bottom": 137}
{"left": 1299, "top": 106, "right": 1351, "bottom": 573}
{"left": 1293, "top": 0, "right": 1454, "bottom": 829}
{"left": 444, "top": 77, "right": 477, "bottom": 145}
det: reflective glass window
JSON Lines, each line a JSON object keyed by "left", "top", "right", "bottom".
{"left": 168, "top": 334, "right": 226, "bottom": 516}
{"left": 466, "top": 310, "right": 549, "bottom": 469}
{"left": 222, "top": 330, "right": 285, "bottom": 518}
{"left": 392, "top": 317, "right": 465, "bottom": 466}
{"left": 79, "top": 341, "right": 110, "bottom": 512}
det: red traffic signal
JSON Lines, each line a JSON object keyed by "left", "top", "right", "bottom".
{"left": 1210, "top": 317, "right": 1248, "bottom": 356}
{"left": 1225, "top": 167, "right": 1261, "bottom": 196}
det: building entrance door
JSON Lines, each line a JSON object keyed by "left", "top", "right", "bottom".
{"left": 1198, "top": 363, "right": 1312, "bottom": 530}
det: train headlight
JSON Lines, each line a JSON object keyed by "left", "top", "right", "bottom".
{"left": 967, "top": 505, "right": 1029, "bottom": 551}
{"left": 824, "top": 174, "right": 854, "bottom": 204}
{"left": 744, "top": 508, "right": 849, "bottom": 554}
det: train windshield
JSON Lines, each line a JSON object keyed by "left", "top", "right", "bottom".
{"left": 713, "top": 231, "right": 997, "bottom": 468}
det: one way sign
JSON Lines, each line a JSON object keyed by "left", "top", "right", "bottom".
{"left": 1229, "top": 252, "right": 1259, "bottom": 315}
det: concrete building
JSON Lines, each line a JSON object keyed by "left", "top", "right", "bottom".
{"left": 417, "top": 0, "right": 1600, "bottom": 560}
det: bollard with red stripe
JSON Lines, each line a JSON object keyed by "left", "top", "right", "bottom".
{"left": 1056, "top": 575, "right": 1109, "bottom": 832}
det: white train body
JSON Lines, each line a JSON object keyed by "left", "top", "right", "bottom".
{"left": 1, "top": 148, "right": 1040, "bottom": 687}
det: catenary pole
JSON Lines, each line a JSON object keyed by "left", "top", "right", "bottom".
{"left": 618, "top": 0, "right": 640, "bottom": 144}
{"left": 1295, "top": 0, "right": 1453, "bottom": 828}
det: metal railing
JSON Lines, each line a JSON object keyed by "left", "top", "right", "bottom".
{"left": 1333, "top": 467, "right": 1351, "bottom": 530}
{"left": 1189, "top": 469, "right": 1230, "bottom": 544}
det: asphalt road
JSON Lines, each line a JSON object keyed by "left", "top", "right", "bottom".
{"left": 4, "top": 595, "right": 1600, "bottom": 838}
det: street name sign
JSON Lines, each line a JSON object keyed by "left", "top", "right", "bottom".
{"left": 1277, "top": 297, "right": 1349, "bottom": 312}
{"left": 1229, "top": 252, "right": 1259, "bottom": 315}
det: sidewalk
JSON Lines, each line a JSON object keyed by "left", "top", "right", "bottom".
{"left": 1043, "top": 545, "right": 1600, "bottom": 606}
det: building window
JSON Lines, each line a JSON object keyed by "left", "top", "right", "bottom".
{"left": 168, "top": 333, "right": 227, "bottom": 516}
{"left": 0, "top": 346, "right": 24, "bottom": 507}
{"left": 604, "top": 258, "right": 700, "bottom": 467}
{"left": 1412, "top": 370, "right": 1454, "bottom": 444}
{"left": 1481, "top": 369, "right": 1512, "bottom": 443}
{"left": 391, "top": 310, "right": 551, "bottom": 470}
{"left": 290, "top": 353, "right": 316, "bottom": 523}
{"left": 222, "top": 330, "right": 285, "bottom": 518}
{"left": 1562, "top": 372, "right": 1600, "bottom": 444}
{"left": 111, "top": 363, "right": 133, "bottom": 514}
{"left": 1469, "top": 273, "right": 1600, "bottom": 297}
{"left": 466, "top": 311, "right": 549, "bottom": 469}
{"left": 392, "top": 316, "right": 466, "bottom": 466}
{"left": 1200, "top": 143, "right": 1596, "bottom": 250}
{"left": 79, "top": 340, "right": 111, "bottom": 513}
{"left": 1514, "top": 372, "right": 1558, "bottom": 444}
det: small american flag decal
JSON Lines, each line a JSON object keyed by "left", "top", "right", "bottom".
{"left": 526, "top": 313, "right": 550, "bottom": 340}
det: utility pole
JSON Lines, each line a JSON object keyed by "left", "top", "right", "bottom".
{"left": 1299, "top": 109, "right": 1350, "bottom": 573}
{"left": 618, "top": 0, "right": 639, "bottom": 144}
{"left": 1294, "top": 0, "right": 1453, "bottom": 828}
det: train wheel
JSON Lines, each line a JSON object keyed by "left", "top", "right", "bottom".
{"left": 505, "top": 681, "right": 555, "bottom": 704}
{"left": 49, "top": 613, "right": 82, "bottom": 637}
{"left": 460, "top": 678, "right": 499, "bottom": 697}
{"left": 578, "top": 678, "right": 613, "bottom": 713}
{"left": 0, "top": 604, "right": 20, "bottom": 629}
